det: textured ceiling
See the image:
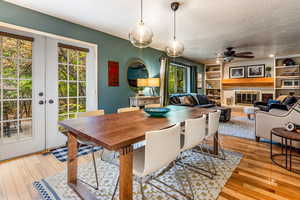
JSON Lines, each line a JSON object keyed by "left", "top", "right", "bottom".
{"left": 5, "top": 0, "right": 300, "bottom": 62}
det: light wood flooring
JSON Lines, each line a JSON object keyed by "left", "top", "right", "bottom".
{"left": 1, "top": 112, "right": 300, "bottom": 200}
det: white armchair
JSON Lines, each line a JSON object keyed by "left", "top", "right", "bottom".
{"left": 255, "top": 101, "right": 300, "bottom": 147}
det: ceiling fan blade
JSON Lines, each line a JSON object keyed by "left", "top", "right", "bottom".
{"left": 235, "top": 52, "right": 253, "bottom": 55}
{"left": 234, "top": 55, "right": 255, "bottom": 58}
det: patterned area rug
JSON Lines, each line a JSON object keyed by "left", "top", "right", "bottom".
{"left": 33, "top": 149, "right": 242, "bottom": 200}
{"left": 219, "top": 116, "right": 255, "bottom": 139}
{"left": 51, "top": 145, "right": 102, "bottom": 162}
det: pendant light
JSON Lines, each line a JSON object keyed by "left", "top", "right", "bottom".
{"left": 129, "top": 0, "right": 153, "bottom": 48}
{"left": 165, "top": 2, "right": 184, "bottom": 57}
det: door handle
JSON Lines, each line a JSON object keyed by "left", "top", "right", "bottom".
{"left": 49, "top": 99, "right": 54, "bottom": 104}
{"left": 39, "top": 100, "right": 45, "bottom": 105}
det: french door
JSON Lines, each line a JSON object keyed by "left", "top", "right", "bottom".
{"left": 0, "top": 27, "right": 97, "bottom": 160}
{"left": 45, "top": 38, "right": 97, "bottom": 149}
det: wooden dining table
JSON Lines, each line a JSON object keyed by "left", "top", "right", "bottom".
{"left": 59, "top": 105, "right": 220, "bottom": 200}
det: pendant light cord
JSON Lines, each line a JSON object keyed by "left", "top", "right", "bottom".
{"left": 141, "top": 0, "right": 143, "bottom": 23}
{"left": 173, "top": 9, "right": 176, "bottom": 40}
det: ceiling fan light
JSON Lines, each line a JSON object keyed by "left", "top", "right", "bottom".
{"left": 129, "top": 21, "right": 153, "bottom": 48}
{"left": 165, "top": 39, "right": 184, "bottom": 57}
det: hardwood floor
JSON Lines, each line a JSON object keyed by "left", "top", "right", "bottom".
{"left": 1, "top": 112, "right": 300, "bottom": 200}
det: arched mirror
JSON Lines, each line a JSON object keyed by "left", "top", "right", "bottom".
{"left": 127, "top": 59, "right": 149, "bottom": 92}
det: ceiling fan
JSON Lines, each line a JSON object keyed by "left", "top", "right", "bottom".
{"left": 217, "top": 47, "right": 254, "bottom": 62}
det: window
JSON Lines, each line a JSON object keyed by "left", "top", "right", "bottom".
{"left": 0, "top": 35, "right": 33, "bottom": 141}
{"left": 58, "top": 46, "right": 87, "bottom": 126}
{"left": 168, "top": 64, "right": 188, "bottom": 94}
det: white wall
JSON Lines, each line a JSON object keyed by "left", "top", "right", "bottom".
{"left": 223, "top": 58, "right": 274, "bottom": 79}
{"left": 222, "top": 58, "right": 275, "bottom": 105}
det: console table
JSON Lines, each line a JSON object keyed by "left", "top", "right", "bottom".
{"left": 129, "top": 96, "right": 160, "bottom": 107}
{"left": 270, "top": 127, "right": 300, "bottom": 174}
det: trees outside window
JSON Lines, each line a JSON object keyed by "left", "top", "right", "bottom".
{"left": 168, "top": 65, "right": 187, "bottom": 94}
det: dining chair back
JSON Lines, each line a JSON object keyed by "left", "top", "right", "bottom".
{"left": 117, "top": 107, "right": 140, "bottom": 113}
{"left": 145, "top": 104, "right": 161, "bottom": 108}
{"left": 143, "top": 123, "right": 181, "bottom": 176}
{"left": 181, "top": 115, "right": 206, "bottom": 152}
{"left": 207, "top": 110, "right": 221, "bottom": 137}
{"left": 77, "top": 110, "right": 105, "bottom": 118}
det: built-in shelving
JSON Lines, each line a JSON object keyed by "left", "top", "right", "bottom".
{"left": 274, "top": 55, "right": 300, "bottom": 97}
{"left": 205, "top": 64, "right": 222, "bottom": 106}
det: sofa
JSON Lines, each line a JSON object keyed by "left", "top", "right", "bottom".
{"left": 255, "top": 100, "right": 300, "bottom": 148}
{"left": 169, "top": 93, "right": 231, "bottom": 122}
{"left": 254, "top": 95, "right": 299, "bottom": 112}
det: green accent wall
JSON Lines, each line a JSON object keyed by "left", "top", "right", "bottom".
{"left": 0, "top": 1, "right": 204, "bottom": 113}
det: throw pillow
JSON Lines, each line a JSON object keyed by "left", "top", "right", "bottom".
{"left": 268, "top": 100, "right": 280, "bottom": 105}
{"left": 169, "top": 96, "right": 180, "bottom": 105}
{"left": 276, "top": 95, "right": 288, "bottom": 102}
{"left": 182, "top": 96, "right": 196, "bottom": 106}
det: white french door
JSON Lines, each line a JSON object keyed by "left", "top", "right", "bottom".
{"left": 0, "top": 27, "right": 97, "bottom": 160}
{"left": 45, "top": 38, "right": 97, "bottom": 149}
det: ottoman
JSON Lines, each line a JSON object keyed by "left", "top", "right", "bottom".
{"left": 244, "top": 106, "right": 259, "bottom": 120}
{"left": 211, "top": 106, "right": 231, "bottom": 122}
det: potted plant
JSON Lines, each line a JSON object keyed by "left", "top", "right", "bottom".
{"left": 265, "top": 66, "right": 272, "bottom": 77}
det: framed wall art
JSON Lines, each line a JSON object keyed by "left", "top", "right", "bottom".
{"left": 247, "top": 64, "right": 265, "bottom": 78}
{"left": 230, "top": 67, "right": 245, "bottom": 78}
{"left": 108, "top": 61, "right": 119, "bottom": 86}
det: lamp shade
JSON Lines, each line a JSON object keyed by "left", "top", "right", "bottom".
{"left": 148, "top": 78, "right": 160, "bottom": 87}
{"left": 137, "top": 78, "right": 148, "bottom": 87}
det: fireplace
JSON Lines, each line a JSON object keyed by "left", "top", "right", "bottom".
{"left": 235, "top": 91, "right": 260, "bottom": 105}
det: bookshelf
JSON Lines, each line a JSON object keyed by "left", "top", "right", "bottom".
{"left": 205, "top": 64, "right": 222, "bottom": 105}
{"left": 274, "top": 55, "right": 300, "bottom": 98}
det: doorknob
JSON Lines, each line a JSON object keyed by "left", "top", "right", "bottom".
{"left": 49, "top": 99, "right": 54, "bottom": 104}
{"left": 38, "top": 92, "right": 44, "bottom": 97}
{"left": 39, "top": 100, "right": 45, "bottom": 105}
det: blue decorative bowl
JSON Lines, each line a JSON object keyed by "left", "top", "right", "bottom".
{"left": 144, "top": 107, "right": 170, "bottom": 117}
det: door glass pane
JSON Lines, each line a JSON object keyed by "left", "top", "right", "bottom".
{"left": 2, "top": 58, "right": 17, "bottom": 78}
{"left": 58, "top": 47, "right": 87, "bottom": 129}
{"left": 19, "top": 119, "right": 32, "bottom": 138}
{"left": 0, "top": 35, "right": 33, "bottom": 142}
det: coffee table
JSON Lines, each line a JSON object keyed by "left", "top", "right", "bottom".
{"left": 243, "top": 106, "right": 259, "bottom": 120}
{"left": 270, "top": 127, "right": 300, "bottom": 174}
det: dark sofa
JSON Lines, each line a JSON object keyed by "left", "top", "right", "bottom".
{"left": 254, "top": 95, "right": 299, "bottom": 112}
{"left": 169, "top": 93, "right": 231, "bottom": 122}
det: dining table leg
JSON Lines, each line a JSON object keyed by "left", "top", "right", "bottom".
{"left": 213, "top": 131, "right": 219, "bottom": 155}
{"left": 119, "top": 145, "right": 133, "bottom": 200}
{"left": 67, "top": 132, "right": 97, "bottom": 200}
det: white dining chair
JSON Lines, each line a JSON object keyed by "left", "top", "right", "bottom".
{"left": 117, "top": 107, "right": 140, "bottom": 113}
{"left": 179, "top": 115, "right": 215, "bottom": 179}
{"left": 112, "top": 123, "right": 194, "bottom": 200}
{"left": 77, "top": 109, "right": 105, "bottom": 118}
{"left": 76, "top": 110, "right": 105, "bottom": 190}
{"left": 144, "top": 104, "right": 161, "bottom": 108}
{"left": 205, "top": 110, "right": 225, "bottom": 160}
{"left": 117, "top": 106, "right": 145, "bottom": 149}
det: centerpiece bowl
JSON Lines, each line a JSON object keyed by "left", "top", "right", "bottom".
{"left": 144, "top": 107, "right": 170, "bottom": 117}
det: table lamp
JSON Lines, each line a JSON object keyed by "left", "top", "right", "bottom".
{"left": 137, "top": 78, "right": 148, "bottom": 96}
{"left": 148, "top": 78, "right": 160, "bottom": 96}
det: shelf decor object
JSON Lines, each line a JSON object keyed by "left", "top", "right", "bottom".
{"left": 144, "top": 107, "right": 170, "bottom": 117}
{"left": 165, "top": 2, "right": 184, "bottom": 57}
{"left": 129, "top": 0, "right": 153, "bottom": 48}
